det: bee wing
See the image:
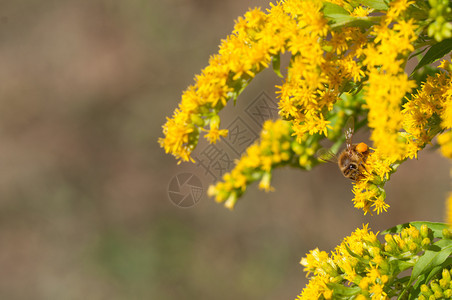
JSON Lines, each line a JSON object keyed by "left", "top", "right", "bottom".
{"left": 316, "top": 148, "right": 338, "bottom": 163}
{"left": 344, "top": 117, "right": 354, "bottom": 151}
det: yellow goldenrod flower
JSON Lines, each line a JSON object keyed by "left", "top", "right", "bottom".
{"left": 371, "top": 195, "right": 390, "bottom": 215}
{"left": 161, "top": 0, "right": 452, "bottom": 217}
{"left": 159, "top": 1, "right": 452, "bottom": 296}
{"left": 351, "top": 6, "right": 372, "bottom": 17}
{"left": 369, "top": 282, "right": 387, "bottom": 300}
{"left": 258, "top": 172, "right": 274, "bottom": 192}
{"left": 208, "top": 119, "right": 319, "bottom": 209}
{"left": 386, "top": 0, "right": 415, "bottom": 22}
{"left": 202, "top": 115, "right": 229, "bottom": 145}
{"left": 297, "top": 224, "right": 439, "bottom": 299}
{"left": 296, "top": 275, "right": 332, "bottom": 300}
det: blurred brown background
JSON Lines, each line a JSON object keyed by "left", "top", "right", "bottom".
{"left": 0, "top": 0, "right": 449, "bottom": 299}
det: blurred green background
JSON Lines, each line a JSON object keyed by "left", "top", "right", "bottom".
{"left": 0, "top": 0, "right": 449, "bottom": 299}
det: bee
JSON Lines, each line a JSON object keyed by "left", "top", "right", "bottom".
{"left": 317, "top": 117, "right": 370, "bottom": 181}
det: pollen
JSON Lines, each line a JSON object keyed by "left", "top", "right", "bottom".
{"left": 356, "top": 142, "right": 368, "bottom": 153}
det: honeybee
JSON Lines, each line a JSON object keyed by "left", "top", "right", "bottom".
{"left": 317, "top": 117, "right": 370, "bottom": 181}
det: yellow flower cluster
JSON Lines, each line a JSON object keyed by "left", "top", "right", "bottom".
{"left": 406, "top": 68, "right": 452, "bottom": 152}
{"left": 160, "top": 1, "right": 452, "bottom": 297}
{"left": 363, "top": 0, "right": 417, "bottom": 161}
{"left": 351, "top": 61, "right": 452, "bottom": 214}
{"left": 277, "top": 0, "right": 331, "bottom": 139}
{"left": 427, "top": 0, "right": 452, "bottom": 42}
{"left": 297, "top": 224, "right": 433, "bottom": 299}
{"left": 207, "top": 119, "right": 319, "bottom": 209}
{"left": 277, "top": 4, "right": 372, "bottom": 141}
{"left": 419, "top": 268, "right": 452, "bottom": 299}
{"left": 159, "top": 7, "right": 274, "bottom": 162}
{"left": 159, "top": 0, "right": 368, "bottom": 162}
{"left": 161, "top": 0, "right": 452, "bottom": 215}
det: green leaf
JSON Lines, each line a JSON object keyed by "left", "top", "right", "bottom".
{"left": 411, "top": 239, "right": 452, "bottom": 282}
{"left": 357, "top": 0, "right": 389, "bottom": 10}
{"left": 424, "top": 265, "right": 444, "bottom": 283}
{"left": 408, "top": 257, "right": 452, "bottom": 300}
{"left": 426, "top": 257, "right": 452, "bottom": 283}
{"left": 395, "top": 260, "right": 415, "bottom": 273}
{"left": 323, "top": 2, "right": 380, "bottom": 28}
{"left": 409, "top": 46, "right": 428, "bottom": 60}
{"left": 411, "top": 64, "right": 441, "bottom": 87}
{"left": 323, "top": 2, "right": 349, "bottom": 16}
{"left": 408, "top": 272, "right": 427, "bottom": 300}
{"left": 322, "top": 2, "right": 354, "bottom": 26}
{"left": 272, "top": 54, "right": 283, "bottom": 78}
{"left": 403, "top": 242, "right": 452, "bottom": 299}
{"left": 330, "top": 16, "right": 378, "bottom": 29}
{"left": 326, "top": 283, "right": 361, "bottom": 297}
{"left": 412, "top": 38, "right": 452, "bottom": 74}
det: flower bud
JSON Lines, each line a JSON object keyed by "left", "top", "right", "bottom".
{"left": 443, "top": 228, "right": 452, "bottom": 239}
{"left": 408, "top": 241, "right": 418, "bottom": 253}
{"left": 306, "top": 147, "right": 315, "bottom": 156}
{"left": 191, "top": 114, "right": 205, "bottom": 126}
{"left": 440, "top": 278, "right": 449, "bottom": 289}
{"left": 209, "top": 115, "right": 220, "bottom": 129}
{"left": 434, "top": 290, "right": 444, "bottom": 298}
{"left": 291, "top": 142, "right": 303, "bottom": 155}
{"left": 321, "top": 261, "right": 338, "bottom": 277}
{"left": 421, "top": 237, "right": 431, "bottom": 247}
{"left": 442, "top": 268, "right": 451, "bottom": 282}
{"left": 368, "top": 246, "right": 380, "bottom": 258}
{"left": 420, "top": 224, "right": 430, "bottom": 238}
{"left": 431, "top": 282, "right": 443, "bottom": 294}
{"left": 224, "top": 192, "right": 237, "bottom": 210}
{"left": 385, "top": 234, "right": 396, "bottom": 247}
{"left": 420, "top": 284, "right": 432, "bottom": 297}
{"left": 384, "top": 243, "right": 394, "bottom": 253}
{"left": 299, "top": 155, "right": 309, "bottom": 167}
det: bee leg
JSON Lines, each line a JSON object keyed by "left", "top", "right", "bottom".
{"left": 355, "top": 163, "right": 369, "bottom": 181}
{"left": 360, "top": 163, "right": 368, "bottom": 173}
